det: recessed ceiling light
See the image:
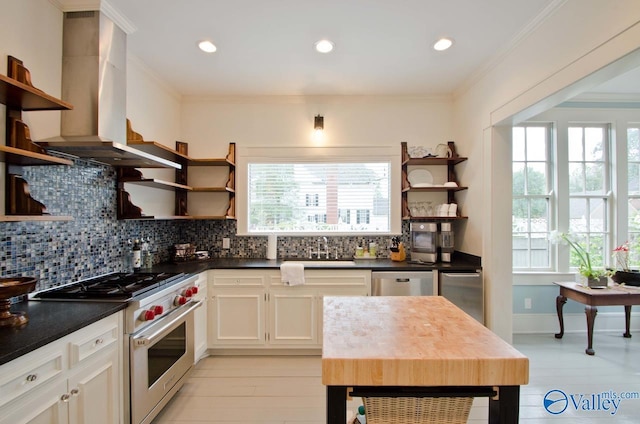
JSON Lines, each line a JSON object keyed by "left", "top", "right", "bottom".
{"left": 198, "top": 40, "right": 217, "bottom": 53}
{"left": 314, "top": 39, "right": 334, "bottom": 53}
{"left": 433, "top": 37, "right": 454, "bottom": 51}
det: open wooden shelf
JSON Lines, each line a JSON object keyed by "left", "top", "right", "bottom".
{"left": 190, "top": 186, "right": 235, "bottom": 193}
{"left": 402, "top": 186, "right": 469, "bottom": 193}
{"left": 0, "top": 145, "right": 73, "bottom": 166}
{"left": 401, "top": 141, "right": 469, "bottom": 220}
{"left": 403, "top": 156, "right": 468, "bottom": 166}
{"left": 117, "top": 126, "right": 236, "bottom": 220}
{"left": 402, "top": 215, "right": 468, "bottom": 221}
{"left": 1, "top": 57, "right": 75, "bottom": 220}
{"left": 119, "top": 178, "right": 192, "bottom": 191}
{"left": 0, "top": 74, "right": 73, "bottom": 111}
{"left": 127, "top": 139, "right": 235, "bottom": 167}
{"left": 0, "top": 215, "right": 73, "bottom": 222}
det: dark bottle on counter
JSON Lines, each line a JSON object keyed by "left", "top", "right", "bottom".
{"left": 133, "top": 239, "right": 141, "bottom": 270}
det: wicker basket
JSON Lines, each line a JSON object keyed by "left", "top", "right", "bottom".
{"left": 362, "top": 396, "right": 473, "bottom": 424}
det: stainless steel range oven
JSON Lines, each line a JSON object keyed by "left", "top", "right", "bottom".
{"left": 34, "top": 272, "right": 203, "bottom": 424}
{"left": 126, "top": 276, "right": 201, "bottom": 424}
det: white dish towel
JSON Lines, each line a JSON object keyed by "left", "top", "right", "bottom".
{"left": 280, "top": 262, "right": 305, "bottom": 286}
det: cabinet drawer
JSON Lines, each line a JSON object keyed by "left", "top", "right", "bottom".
{"left": 301, "top": 275, "right": 369, "bottom": 287}
{"left": 212, "top": 276, "right": 265, "bottom": 286}
{"left": 69, "top": 324, "right": 119, "bottom": 368}
{"left": 0, "top": 347, "right": 64, "bottom": 407}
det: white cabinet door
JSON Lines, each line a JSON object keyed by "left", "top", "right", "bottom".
{"left": 267, "top": 287, "right": 317, "bottom": 346}
{"left": 67, "top": 348, "right": 119, "bottom": 424}
{"left": 0, "top": 379, "right": 68, "bottom": 424}
{"left": 209, "top": 287, "right": 266, "bottom": 346}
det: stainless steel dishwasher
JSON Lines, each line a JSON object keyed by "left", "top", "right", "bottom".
{"left": 371, "top": 271, "right": 437, "bottom": 296}
{"left": 439, "top": 271, "right": 484, "bottom": 324}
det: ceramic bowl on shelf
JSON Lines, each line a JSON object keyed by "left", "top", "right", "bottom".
{"left": 408, "top": 169, "right": 433, "bottom": 187}
{"left": 407, "top": 146, "right": 434, "bottom": 158}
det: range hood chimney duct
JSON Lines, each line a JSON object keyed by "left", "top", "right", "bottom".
{"left": 39, "top": 11, "right": 179, "bottom": 169}
{"left": 60, "top": 10, "right": 126, "bottom": 144}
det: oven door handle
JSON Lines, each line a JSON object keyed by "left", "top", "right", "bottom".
{"left": 133, "top": 300, "right": 203, "bottom": 348}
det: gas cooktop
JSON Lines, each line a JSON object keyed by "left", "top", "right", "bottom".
{"left": 33, "top": 272, "right": 186, "bottom": 302}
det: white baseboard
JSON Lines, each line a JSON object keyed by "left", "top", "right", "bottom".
{"left": 513, "top": 312, "right": 640, "bottom": 334}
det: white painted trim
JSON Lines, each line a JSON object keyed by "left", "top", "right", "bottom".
{"left": 513, "top": 312, "right": 640, "bottom": 334}
{"left": 491, "top": 21, "right": 640, "bottom": 125}
{"left": 49, "top": 0, "right": 137, "bottom": 34}
{"left": 100, "top": 0, "right": 137, "bottom": 34}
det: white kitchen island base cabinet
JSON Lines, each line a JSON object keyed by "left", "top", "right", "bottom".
{"left": 208, "top": 269, "right": 369, "bottom": 351}
{"left": 0, "top": 312, "right": 123, "bottom": 424}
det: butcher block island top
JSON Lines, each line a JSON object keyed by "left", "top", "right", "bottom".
{"left": 322, "top": 296, "right": 529, "bottom": 387}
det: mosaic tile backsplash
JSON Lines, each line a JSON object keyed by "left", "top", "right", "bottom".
{"left": 1, "top": 158, "right": 411, "bottom": 292}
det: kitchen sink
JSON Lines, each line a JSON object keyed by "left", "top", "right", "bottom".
{"left": 283, "top": 260, "right": 357, "bottom": 267}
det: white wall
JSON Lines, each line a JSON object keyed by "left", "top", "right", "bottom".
{"left": 454, "top": 0, "right": 640, "bottom": 341}
{"left": 180, "top": 95, "right": 453, "bottom": 157}
{"left": 124, "top": 56, "right": 183, "bottom": 217}
{"left": 0, "top": 0, "right": 63, "bottom": 141}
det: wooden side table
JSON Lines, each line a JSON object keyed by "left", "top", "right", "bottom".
{"left": 554, "top": 281, "right": 640, "bottom": 355}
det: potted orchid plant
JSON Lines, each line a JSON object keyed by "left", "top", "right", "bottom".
{"left": 549, "top": 231, "right": 608, "bottom": 288}
{"left": 611, "top": 242, "right": 640, "bottom": 286}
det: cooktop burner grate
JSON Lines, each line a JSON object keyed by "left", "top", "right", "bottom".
{"left": 34, "top": 272, "right": 185, "bottom": 301}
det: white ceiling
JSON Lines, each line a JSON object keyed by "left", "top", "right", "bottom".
{"left": 104, "top": 0, "right": 558, "bottom": 97}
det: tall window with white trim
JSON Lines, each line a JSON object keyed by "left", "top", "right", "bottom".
{"left": 567, "top": 124, "right": 610, "bottom": 270}
{"left": 628, "top": 127, "right": 640, "bottom": 266}
{"left": 512, "top": 125, "right": 553, "bottom": 269}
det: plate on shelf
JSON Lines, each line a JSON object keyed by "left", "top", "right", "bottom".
{"left": 408, "top": 169, "right": 433, "bottom": 187}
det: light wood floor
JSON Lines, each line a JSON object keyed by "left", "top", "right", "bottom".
{"left": 153, "top": 332, "right": 640, "bottom": 423}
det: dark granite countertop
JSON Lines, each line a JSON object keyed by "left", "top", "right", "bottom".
{"left": 151, "top": 254, "right": 482, "bottom": 274}
{"left": 0, "top": 301, "right": 126, "bottom": 366}
{"left": 0, "top": 254, "right": 479, "bottom": 367}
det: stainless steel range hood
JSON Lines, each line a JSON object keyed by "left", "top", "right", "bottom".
{"left": 38, "top": 11, "right": 180, "bottom": 169}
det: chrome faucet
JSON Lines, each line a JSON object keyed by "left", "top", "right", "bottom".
{"left": 315, "top": 236, "right": 330, "bottom": 259}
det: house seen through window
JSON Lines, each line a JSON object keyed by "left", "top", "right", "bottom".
{"left": 248, "top": 162, "right": 390, "bottom": 233}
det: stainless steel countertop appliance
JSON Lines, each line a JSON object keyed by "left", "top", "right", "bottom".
{"left": 33, "top": 271, "right": 202, "bottom": 424}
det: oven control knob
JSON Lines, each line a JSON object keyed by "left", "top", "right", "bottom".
{"left": 174, "top": 296, "right": 187, "bottom": 306}
{"left": 153, "top": 305, "right": 164, "bottom": 315}
{"left": 183, "top": 288, "right": 194, "bottom": 298}
{"left": 141, "top": 310, "right": 155, "bottom": 321}
{"left": 190, "top": 286, "right": 199, "bottom": 294}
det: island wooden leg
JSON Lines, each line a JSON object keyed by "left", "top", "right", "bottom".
{"left": 555, "top": 295, "right": 567, "bottom": 338}
{"left": 624, "top": 305, "right": 632, "bottom": 338}
{"left": 326, "top": 386, "right": 347, "bottom": 424}
{"left": 585, "top": 305, "right": 597, "bottom": 355}
{"left": 489, "top": 385, "right": 520, "bottom": 424}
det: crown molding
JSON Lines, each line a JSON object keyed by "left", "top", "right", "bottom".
{"left": 49, "top": 0, "right": 137, "bottom": 34}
